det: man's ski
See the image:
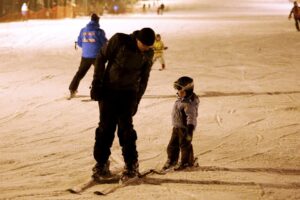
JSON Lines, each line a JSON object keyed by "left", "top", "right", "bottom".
{"left": 81, "top": 98, "right": 94, "bottom": 102}
{"left": 94, "top": 169, "right": 163, "bottom": 196}
{"left": 66, "top": 94, "right": 90, "bottom": 100}
{"left": 67, "top": 175, "right": 120, "bottom": 194}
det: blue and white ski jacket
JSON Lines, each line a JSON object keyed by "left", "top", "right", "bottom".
{"left": 172, "top": 93, "right": 199, "bottom": 128}
{"left": 77, "top": 21, "right": 107, "bottom": 58}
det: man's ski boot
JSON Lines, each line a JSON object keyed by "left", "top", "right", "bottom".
{"left": 120, "top": 162, "right": 139, "bottom": 182}
{"left": 92, "top": 161, "right": 112, "bottom": 182}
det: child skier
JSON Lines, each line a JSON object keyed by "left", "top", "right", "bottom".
{"left": 152, "top": 34, "right": 167, "bottom": 71}
{"left": 163, "top": 76, "right": 199, "bottom": 171}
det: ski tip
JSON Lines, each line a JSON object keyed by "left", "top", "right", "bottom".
{"left": 94, "top": 191, "right": 105, "bottom": 195}
{"left": 81, "top": 99, "right": 93, "bottom": 102}
{"left": 66, "top": 188, "right": 81, "bottom": 194}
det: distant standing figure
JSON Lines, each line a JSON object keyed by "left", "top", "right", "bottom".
{"left": 113, "top": 5, "right": 119, "bottom": 14}
{"left": 157, "top": 3, "right": 165, "bottom": 15}
{"left": 288, "top": 1, "right": 300, "bottom": 31}
{"left": 153, "top": 34, "right": 168, "bottom": 71}
{"left": 68, "top": 13, "right": 107, "bottom": 99}
{"left": 162, "top": 76, "right": 199, "bottom": 171}
{"left": 21, "top": 2, "right": 28, "bottom": 21}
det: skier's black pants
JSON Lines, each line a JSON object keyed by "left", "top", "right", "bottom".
{"left": 94, "top": 89, "right": 138, "bottom": 167}
{"left": 69, "top": 57, "right": 95, "bottom": 92}
{"left": 166, "top": 127, "right": 194, "bottom": 165}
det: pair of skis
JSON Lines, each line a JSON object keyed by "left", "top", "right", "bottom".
{"left": 67, "top": 169, "right": 167, "bottom": 196}
{"left": 95, "top": 169, "right": 165, "bottom": 195}
{"left": 67, "top": 158, "right": 199, "bottom": 195}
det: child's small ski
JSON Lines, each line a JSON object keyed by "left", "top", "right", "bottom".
{"left": 159, "top": 157, "right": 199, "bottom": 174}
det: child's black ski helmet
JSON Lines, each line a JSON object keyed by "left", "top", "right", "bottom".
{"left": 174, "top": 76, "right": 194, "bottom": 97}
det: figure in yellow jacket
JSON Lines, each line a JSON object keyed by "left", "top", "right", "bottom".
{"left": 153, "top": 34, "right": 168, "bottom": 70}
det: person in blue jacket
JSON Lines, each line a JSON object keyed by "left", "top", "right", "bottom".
{"left": 68, "top": 13, "right": 107, "bottom": 98}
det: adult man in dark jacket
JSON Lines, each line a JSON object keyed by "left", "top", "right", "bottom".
{"left": 68, "top": 13, "right": 107, "bottom": 98}
{"left": 90, "top": 27, "right": 155, "bottom": 181}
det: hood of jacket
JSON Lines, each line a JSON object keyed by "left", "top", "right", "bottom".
{"left": 86, "top": 21, "right": 100, "bottom": 30}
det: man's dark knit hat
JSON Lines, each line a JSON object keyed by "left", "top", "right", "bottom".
{"left": 91, "top": 13, "right": 99, "bottom": 23}
{"left": 137, "top": 27, "right": 155, "bottom": 46}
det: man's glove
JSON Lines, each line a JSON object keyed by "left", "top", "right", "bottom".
{"left": 90, "top": 80, "right": 103, "bottom": 101}
{"left": 186, "top": 124, "right": 194, "bottom": 141}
